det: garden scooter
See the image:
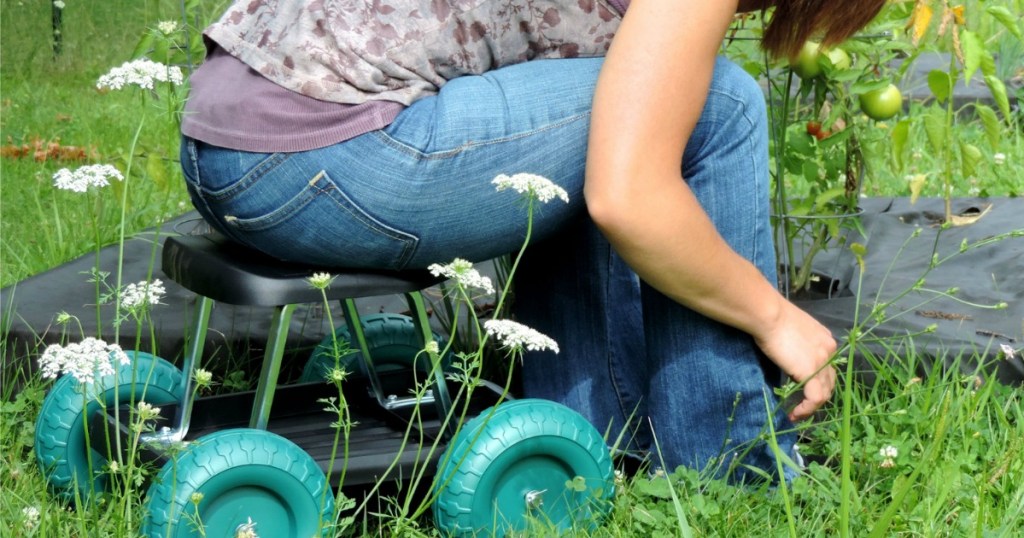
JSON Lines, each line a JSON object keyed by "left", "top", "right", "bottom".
{"left": 34, "top": 231, "right": 615, "bottom": 537}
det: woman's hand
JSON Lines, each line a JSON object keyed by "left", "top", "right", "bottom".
{"left": 754, "top": 298, "right": 837, "bottom": 422}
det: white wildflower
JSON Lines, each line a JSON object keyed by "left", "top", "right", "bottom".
{"left": 38, "top": 337, "right": 131, "bottom": 384}
{"left": 328, "top": 368, "right": 348, "bottom": 383}
{"left": 428, "top": 258, "right": 494, "bottom": 295}
{"left": 484, "top": 319, "right": 559, "bottom": 354}
{"left": 492, "top": 173, "right": 570, "bottom": 204}
{"left": 425, "top": 340, "right": 440, "bottom": 355}
{"left": 22, "top": 506, "right": 41, "bottom": 530}
{"left": 137, "top": 401, "right": 162, "bottom": 421}
{"left": 194, "top": 368, "right": 213, "bottom": 388}
{"left": 97, "top": 58, "right": 184, "bottom": 91}
{"left": 307, "top": 272, "right": 334, "bottom": 290}
{"left": 1000, "top": 343, "right": 1016, "bottom": 359}
{"left": 993, "top": 152, "right": 1006, "bottom": 166}
{"left": 53, "top": 164, "right": 123, "bottom": 192}
{"left": 878, "top": 444, "right": 898, "bottom": 468}
{"left": 120, "top": 279, "right": 166, "bottom": 310}
{"left": 52, "top": 1, "right": 65, "bottom": 9}
{"left": 157, "top": 20, "right": 179, "bottom": 35}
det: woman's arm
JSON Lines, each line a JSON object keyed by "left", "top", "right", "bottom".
{"left": 586, "top": 0, "right": 835, "bottom": 421}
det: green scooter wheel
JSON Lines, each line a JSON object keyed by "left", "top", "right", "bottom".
{"left": 300, "top": 313, "right": 450, "bottom": 385}
{"left": 142, "top": 429, "right": 334, "bottom": 537}
{"left": 34, "top": 351, "right": 181, "bottom": 504}
{"left": 433, "top": 399, "right": 615, "bottom": 537}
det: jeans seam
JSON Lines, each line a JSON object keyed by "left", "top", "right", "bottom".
{"left": 705, "top": 86, "right": 767, "bottom": 263}
{"left": 730, "top": 90, "right": 767, "bottom": 266}
{"left": 371, "top": 111, "right": 592, "bottom": 160}
{"left": 205, "top": 152, "right": 291, "bottom": 201}
{"left": 228, "top": 170, "right": 419, "bottom": 268}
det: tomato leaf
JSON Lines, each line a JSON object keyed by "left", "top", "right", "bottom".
{"left": 986, "top": 6, "right": 1023, "bottom": 42}
{"left": 927, "top": 70, "right": 951, "bottom": 104}
{"left": 973, "top": 104, "right": 1001, "bottom": 150}
{"left": 802, "top": 159, "right": 821, "bottom": 185}
{"left": 814, "top": 187, "right": 847, "bottom": 211}
{"left": 959, "top": 142, "right": 982, "bottom": 179}
{"left": 923, "top": 108, "right": 947, "bottom": 154}
{"left": 959, "top": 30, "right": 983, "bottom": 84}
{"left": 892, "top": 119, "right": 911, "bottom": 172}
{"left": 983, "top": 75, "right": 1012, "bottom": 123}
{"left": 849, "top": 79, "right": 891, "bottom": 94}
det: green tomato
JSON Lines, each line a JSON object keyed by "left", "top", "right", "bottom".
{"left": 825, "top": 47, "right": 851, "bottom": 71}
{"left": 790, "top": 42, "right": 851, "bottom": 79}
{"left": 859, "top": 84, "right": 903, "bottom": 121}
{"left": 790, "top": 41, "right": 823, "bottom": 79}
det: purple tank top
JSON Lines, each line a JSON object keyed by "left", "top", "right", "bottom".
{"left": 182, "top": 0, "right": 631, "bottom": 153}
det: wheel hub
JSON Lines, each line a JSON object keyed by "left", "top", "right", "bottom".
{"left": 524, "top": 489, "right": 547, "bottom": 511}
{"left": 234, "top": 517, "right": 258, "bottom": 538}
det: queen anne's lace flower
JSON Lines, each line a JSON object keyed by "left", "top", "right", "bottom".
{"left": 22, "top": 506, "right": 41, "bottom": 531}
{"left": 307, "top": 272, "right": 334, "bottom": 290}
{"left": 157, "top": 20, "right": 179, "bottom": 34}
{"left": 484, "top": 319, "right": 559, "bottom": 354}
{"left": 120, "top": 279, "right": 166, "bottom": 310}
{"left": 878, "top": 444, "right": 898, "bottom": 468}
{"left": 97, "top": 59, "right": 184, "bottom": 91}
{"left": 428, "top": 258, "right": 494, "bottom": 295}
{"left": 38, "top": 337, "right": 131, "bottom": 385}
{"left": 194, "top": 368, "right": 213, "bottom": 388}
{"left": 53, "top": 164, "right": 123, "bottom": 193}
{"left": 492, "top": 173, "right": 570, "bottom": 204}
{"left": 136, "top": 401, "right": 162, "bottom": 421}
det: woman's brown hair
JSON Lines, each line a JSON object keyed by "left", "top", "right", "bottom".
{"left": 761, "top": 0, "right": 889, "bottom": 59}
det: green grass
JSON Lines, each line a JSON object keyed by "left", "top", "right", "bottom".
{"left": 1, "top": 0, "right": 192, "bottom": 289}
{"left": 2, "top": 1, "right": 1024, "bottom": 537}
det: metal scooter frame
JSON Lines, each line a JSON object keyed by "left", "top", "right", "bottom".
{"left": 140, "top": 234, "right": 456, "bottom": 449}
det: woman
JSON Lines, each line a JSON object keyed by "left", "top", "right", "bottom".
{"left": 180, "top": 0, "right": 885, "bottom": 479}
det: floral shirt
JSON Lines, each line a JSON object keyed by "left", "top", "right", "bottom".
{"left": 205, "top": 0, "right": 624, "bottom": 105}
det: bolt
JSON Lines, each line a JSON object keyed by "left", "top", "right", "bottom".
{"left": 524, "top": 489, "right": 547, "bottom": 511}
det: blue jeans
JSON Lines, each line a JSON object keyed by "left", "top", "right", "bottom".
{"left": 181, "top": 56, "right": 796, "bottom": 480}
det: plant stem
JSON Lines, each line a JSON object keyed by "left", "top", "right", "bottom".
{"left": 113, "top": 118, "right": 146, "bottom": 345}
{"left": 943, "top": 51, "right": 957, "bottom": 222}
{"left": 839, "top": 262, "right": 867, "bottom": 538}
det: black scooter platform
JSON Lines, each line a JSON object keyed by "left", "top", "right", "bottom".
{"left": 90, "top": 375, "right": 507, "bottom": 488}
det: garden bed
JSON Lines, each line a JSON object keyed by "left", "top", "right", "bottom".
{"left": 795, "top": 196, "right": 1023, "bottom": 384}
